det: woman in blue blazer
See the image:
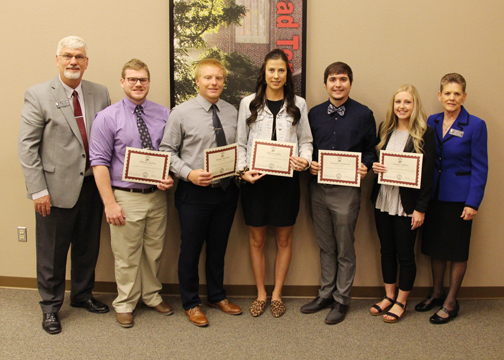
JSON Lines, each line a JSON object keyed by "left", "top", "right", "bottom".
{"left": 415, "top": 73, "right": 488, "bottom": 324}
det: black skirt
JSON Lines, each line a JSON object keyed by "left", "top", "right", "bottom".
{"left": 422, "top": 200, "right": 473, "bottom": 261}
{"left": 241, "top": 172, "right": 300, "bottom": 227}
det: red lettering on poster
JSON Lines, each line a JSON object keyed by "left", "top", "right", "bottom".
{"left": 276, "top": 1, "right": 300, "bottom": 73}
{"left": 277, "top": 36, "right": 299, "bottom": 50}
{"left": 282, "top": 49, "right": 293, "bottom": 61}
{"left": 277, "top": 2, "right": 294, "bottom": 14}
{"left": 277, "top": 15, "right": 299, "bottom": 28}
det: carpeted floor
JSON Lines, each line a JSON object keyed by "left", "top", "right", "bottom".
{"left": 1, "top": 288, "right": 503, "bottom": 359}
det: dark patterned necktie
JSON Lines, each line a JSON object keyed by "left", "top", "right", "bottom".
{"left": 211, "top": 104, "right": 230, "bottom": 190}
{"left": 73, "top": 90, "right": 90, "bottom": 170}
{"left": 135, "top": 105, "right": 154, "bottom": 150}
{"left": 211, "top": 104, "right": 227, "bottom": 147}
{"left": 328, "top": 103, "right": 345, "bottom": 116}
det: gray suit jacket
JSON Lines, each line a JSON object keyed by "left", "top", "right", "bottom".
{"left": 18, "top": 76, "right": 111, "bottom": 208}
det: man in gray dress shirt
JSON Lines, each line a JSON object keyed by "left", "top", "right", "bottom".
{"left": 160, "top": 59, "right": 242, "bottom": 327}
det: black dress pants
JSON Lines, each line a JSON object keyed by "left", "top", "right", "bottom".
{"left": 36, "top": 177, "right": 103, "bottom": 313}
{"left": 175, "top": 180, "right": 239, "bottom": 310}
{"left": 374, "top": 209, "right": 417, "bottom": 291}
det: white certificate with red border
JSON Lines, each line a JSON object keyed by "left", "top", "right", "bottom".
{"left": 204, "top": 143, "right": 238, "bottom": 180}
{"left": 378, "top": 150, "right": 423, "bottom": 189}
{"left": 318, "top": 150, "right": 361, "bottom": 187}
{"left": 250, "top": 139, "right": 296, "bottom": 177}
{"left": 122, "top": 147, "right": 171, "bottom": 185}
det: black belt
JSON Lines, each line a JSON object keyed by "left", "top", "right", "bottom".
{"left": 113, "top": 186, "right": 157, "bottom": 194}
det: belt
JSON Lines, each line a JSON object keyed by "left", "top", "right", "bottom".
{"left": 113, "top": 186, "right": 157, "bottom": 194}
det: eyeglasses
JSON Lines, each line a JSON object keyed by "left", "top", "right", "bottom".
{"left": 126, "top": 77, "right": 150, "bottom": 85}
{"left": 59, "top": 54, "right": 87, "bottom": 63}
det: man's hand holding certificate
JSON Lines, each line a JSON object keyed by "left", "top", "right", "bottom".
{"left": 204, "top": 143, "right": 238, "bottom": 180}
{"left": 122, "top": 147, "right": 171, "bottom": 185}
{"left": 250, "top": 139, "right": 297, "bottom": 177}
{"left": 377, "top": 150, "right": 423, "bottom": 189}
{"left": 317, "top": 150, "right": 362, "bottom": 187}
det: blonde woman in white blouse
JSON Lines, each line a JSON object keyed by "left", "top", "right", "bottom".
{"left": 369, "top": 84, "right": 435, "bottom": 323}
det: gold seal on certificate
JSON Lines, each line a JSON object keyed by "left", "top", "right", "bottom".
{"left": 122, "top": 147, "right": 171, "bottom": 185}
{"left": 204, "top": 143, "right": 238, "bottom": 180}
{"left": 250, "top": 139, "right": 297, "bottom": 177}
{"left": 378, "top": 150, "right": 423, "bottom": 189}
{"left": 318, "top": 150, "right": 362, "bottom": 187}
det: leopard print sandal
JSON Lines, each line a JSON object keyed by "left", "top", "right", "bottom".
{"left": 270, "top": 300, "right": 286, "bottom": 318}
{"left": 250, "top": 299, "right": 266, "bottom": 317}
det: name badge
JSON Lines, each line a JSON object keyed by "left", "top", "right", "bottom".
{"left": 449, "top": 129, "right": 464, "bottom": 138}
{"left": 56, "top": 100, "right": 70, "bottom": 108}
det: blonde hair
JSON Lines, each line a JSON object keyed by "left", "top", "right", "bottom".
{"left": 121, "top": 58, "right": 150, "bottom": 79}
{"left": 376, "top": 84, "right": 427, "bottom": 154}
{"left": 194, "top": 58, "right": 227, "bottom": 80}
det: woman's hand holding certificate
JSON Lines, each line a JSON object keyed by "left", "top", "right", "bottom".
{"left": 250, "top": 139, "right": 297, "bottom": 177}
{"left": 377, "top": 150, "right": 423, "bottom": 189}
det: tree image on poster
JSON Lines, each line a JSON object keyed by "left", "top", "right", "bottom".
{"left": 171, "top": 0, "right": 306, "bottom": 108}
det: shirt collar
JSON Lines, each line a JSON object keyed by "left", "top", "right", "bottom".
{"left": 58, "top": 75, "right": 83, "bottom": 99}
{"left": 196, "top": 94, "right": 221, "bottom": 112}
{"left": 123, "top": 97, "right": 149, "bottom": 114}
{"left": 328, "top": 98, "right": 349, "bottom": 108}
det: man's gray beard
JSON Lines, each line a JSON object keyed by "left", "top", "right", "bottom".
{"left": 64, "top": 69, "right": 81, "bottom": 80}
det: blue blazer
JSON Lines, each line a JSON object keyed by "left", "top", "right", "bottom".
{"left": 428, "top": 106, "right": 488, "bottom": 209}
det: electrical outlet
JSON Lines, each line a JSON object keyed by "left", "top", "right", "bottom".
{"left": 18, "top": 227, "right": 27, "bottom": 242}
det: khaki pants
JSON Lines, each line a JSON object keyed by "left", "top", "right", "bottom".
{"left": 110, "top": 189, "right": 167, "bottom": 313}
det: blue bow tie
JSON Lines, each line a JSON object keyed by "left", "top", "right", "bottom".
{"left": 328, "top": 103, "right": 345, "bottom": 116}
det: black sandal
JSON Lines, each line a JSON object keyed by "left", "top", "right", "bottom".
{"left": 383, "top": 300, "right": 407, "bottom": 323}
{"left": 369, "top": 296, "right": 395, "bottom": 316}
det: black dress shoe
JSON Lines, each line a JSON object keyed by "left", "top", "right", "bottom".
{"left": 325, "top": 303, "right": 348, "bottom": 325}
{"left": 429, "top": 301, "right": 459, "bottom": 324}
{"left": 415, "top": 294, "right": 445, "bottom": 312}
{"left": 42, "top": 313, "right": 61, "bottom": 334}
{"left": 71, "top": 297, "right": 109, "bottom": 313}
{"left": 300, "top": 297, "right": 335, "bottom": 314}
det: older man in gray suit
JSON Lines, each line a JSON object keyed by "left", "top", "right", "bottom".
{"left": 18, "top": 36, "right": 111, "bottom": 334}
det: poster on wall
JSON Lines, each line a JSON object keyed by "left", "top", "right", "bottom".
{"left": 169, "top": 0, "right": 307, "bottom": 109}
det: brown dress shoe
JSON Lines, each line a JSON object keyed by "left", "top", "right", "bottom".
{"left": 154, "top": 301, "right": 174, "bottom": 315}
{"left": 208, "top": 299, "right": 243, "bottom": 315}
{"left": 185, "top": 306, "right": 209, "bottom": 327}
{"left": 116, "top": 313, "right": 134, "bottom": 328}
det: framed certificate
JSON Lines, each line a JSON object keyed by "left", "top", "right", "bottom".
{"left": 318, "top": 150, "right": 361, "bottom": 187}
{"left": 122, "top": 147, "right": 171, "bottom": 185}
{"left": 204, "top": 143, "right": 238, "bottom": 180}
{"left": 250, "top": 139, "right": 296, "bottom": 177}
{"left": 378, "top": 150, "right": 423, "bottom": 189}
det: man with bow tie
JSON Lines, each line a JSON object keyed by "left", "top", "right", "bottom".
{"left": 90, "top": 59, "right": 174, "bottom": 328}
{"left": 300, "top": 62, "right": 377, "bottom": 325}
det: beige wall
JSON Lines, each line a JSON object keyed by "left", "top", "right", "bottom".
{"left": 2, "top": 1, "right": 503, "bottom": 290}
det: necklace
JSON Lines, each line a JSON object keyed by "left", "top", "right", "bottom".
{"left": 443, "top": 118, "right": 456, "bottom": 136}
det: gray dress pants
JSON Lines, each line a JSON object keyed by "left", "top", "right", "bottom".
{"left": 309, "top": 179, "right": 361, "bottom": 305}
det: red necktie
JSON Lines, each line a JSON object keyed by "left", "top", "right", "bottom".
{"left": 73, "top": 90, "right": 90, "bottom": 170}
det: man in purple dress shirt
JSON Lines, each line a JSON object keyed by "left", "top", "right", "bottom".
{"left": 89, "top": 59, "right": 174, "bottom": 328}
